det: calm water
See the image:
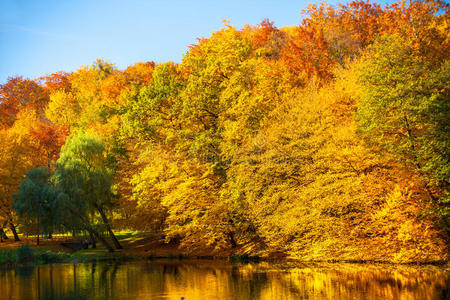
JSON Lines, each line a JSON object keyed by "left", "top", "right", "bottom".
{"left": 0, "top": 260, "right": 448, "bottom": 300}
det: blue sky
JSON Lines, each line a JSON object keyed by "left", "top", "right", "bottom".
{"left": 1, "top": 0, "right": 391, "bottom": 84}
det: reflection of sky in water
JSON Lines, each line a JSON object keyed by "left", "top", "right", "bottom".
{"left": 0, "top": 261, "right": 448, "bottom": 300}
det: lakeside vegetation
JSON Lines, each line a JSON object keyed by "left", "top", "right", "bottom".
{"left": 0, "top": 245, "right": 135, "bottom": 266}
{"left": 0, "top": 233, "right": 260, "bottom": 266}
{"left": 0, "top": 234, "right": 447, "bottom": 267}
{"left": 0, "top": 0, "right": 449, "bottom": 264}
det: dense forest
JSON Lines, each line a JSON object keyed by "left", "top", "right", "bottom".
{"left": 0, "top": 0, "right": 448, "bottom": 263}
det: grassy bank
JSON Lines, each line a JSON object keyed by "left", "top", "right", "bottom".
{"left": 0, "top": 231, "right": 211, "bottom": 266}
{"left": 0, "top": 245, "right": 157, "bottom": 266}
{"left": 0, "top": 232, "right": 447, "bottom": 267}
{"left": 0, "top": 239, "right": 262, "bottom": 267}
{"left": 0, "top": 245, "right": 70, "bottom": 265}
{"left": 0, "top": 245, "right": 256, "bottom": 266}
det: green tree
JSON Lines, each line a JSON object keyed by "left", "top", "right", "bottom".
{"left": 12, "top": 167, "right": 61, "bottom": 245}
{"left": 121, "top": 62, "right": 183, "bottom": 144}
{"left": 55, "top": 131, "right": 122, "bottom": 249}
{"left": 357, "top": 34, "right": 449, "bottom": 227}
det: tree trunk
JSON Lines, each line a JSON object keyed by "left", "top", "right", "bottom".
{"left": 63, "top": 207, "right": 114, "bottom": 252}
{"left": 48, "top": 224, "right": 53, "bottom": 239}
{"left": 88, "top": 231, "right": 97, "bottom": 249}
{"left": 61, "top": 218, "right": 113, "bottom": 252}
{"left": 37, "top": 218, "right": 40, "bottom": 246}
{"left": 0, "top": 228, "right": 8, "bottom": 240}
{"left": 9, "top": 221, "right": 20, "bottom": 241}
{"left": 403, "top": 112, "right": 436, "bottom": 202}
{"left": 97, "top": 206, "right": 122, "bottom": 249}
{"left": 86, "top": 227, "right": 114, "bottom": 252}
{"left": 228, "top": 231, "right": 237, "bottom": 248}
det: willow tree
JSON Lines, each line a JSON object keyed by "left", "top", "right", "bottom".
{"left": 13, "top": 167, "right": 61, "bottom": 245}
{"left": 55, "top": 131, "right": 122, "bottom": 249}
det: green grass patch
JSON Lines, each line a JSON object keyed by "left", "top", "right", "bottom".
{"left": 68, "top": 249, "right": 128, "bottom": 262}
{"left": 0, "top": 245, "right": 71, "bottom": 265}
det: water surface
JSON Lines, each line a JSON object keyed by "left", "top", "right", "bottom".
{"left": 0, "top": 260, "right": 448, "bottom": 299}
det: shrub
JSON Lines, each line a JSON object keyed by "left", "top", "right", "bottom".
{"left": 38, "top": 251, "right": 58, "bottom": 264}
{"left": 17, "top": 245, "right": 35, "bottom": 264}
{"left": 0, "top": 249, "right": 16, "bottom": 264}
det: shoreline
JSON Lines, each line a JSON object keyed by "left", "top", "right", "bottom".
{"left": 0, "top": 234, "right": 447, "bottom": 268}
{"left": 0, "top": 246, "right": 448, "bottom": 268}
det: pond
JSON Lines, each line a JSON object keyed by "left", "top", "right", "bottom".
{"left": 0, "top": 260, "right": 448, "bottom": 299}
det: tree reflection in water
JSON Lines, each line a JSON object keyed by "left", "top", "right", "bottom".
{"left": 0, "top": 261, "right": 447, "bottom": 299}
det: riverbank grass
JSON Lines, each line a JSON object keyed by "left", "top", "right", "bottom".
{"left": 0, "top": 245, "right": 71, "bottom": 265}
{"left": 0, "top": 245, "right": 144, "bottom": 266}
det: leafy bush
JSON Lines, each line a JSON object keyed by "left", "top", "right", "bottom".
{"left": 37, "top": 251, "right": 58, "bottom": 264}
{"left": 17, "top": 245, "right": 35, "bottom": 264}
{"left": 0, "top": 249, "right": 17, "bottom": 264}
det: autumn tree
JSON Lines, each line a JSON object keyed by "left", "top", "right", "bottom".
{"left": 357, "top": 34, "right": 449, "bottom": 228}
{"left": 280, "top": 23, "right": 334, "bottom": 85}
{"left": 0, "top": 77, "right": 48, "bottom": 128}
{"left": 46, "top": 59, "right": 116, "bottom": 129}
{"left": 0, "top": 126, "right": 37, "bottom": 241}
{"left": 29, "top": 122, "right": 68, "bottom": 168}
{"left": 37, "top": 71, "right": 71, "bottom": 94}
